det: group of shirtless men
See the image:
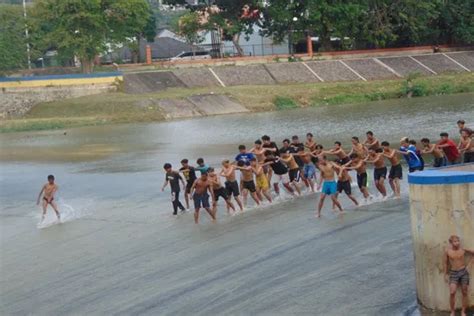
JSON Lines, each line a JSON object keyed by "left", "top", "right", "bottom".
{"left": 162, "top": 120, "right": 472, "bottom": 223}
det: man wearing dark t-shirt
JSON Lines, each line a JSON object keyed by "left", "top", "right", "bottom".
{"left": 179, "top": 159, "right": 197, "bottom": 209}
{"left": 162, "top": 163, "right": 186, "bottom": 216}
{"left": 263, "top": 152, "right": 294, "bottom": 196}
{"left": 262, "top": 135, "right": 280, "bottom": 156}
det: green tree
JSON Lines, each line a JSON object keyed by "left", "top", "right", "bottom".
{"left": 0, "top": 4, "right": 28, "bottom": 75}
{"left": 177, "top": 12, "right": 205, "bottom": 57}
{"left": 434, "top": 0, "right": 474, "bottom": 44}
{"left": 32, "top": 0, "right": 153, "bottom": 73}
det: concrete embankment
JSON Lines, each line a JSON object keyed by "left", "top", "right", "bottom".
{"left": 0, "top": 50, "right": 473, "bottom": 132}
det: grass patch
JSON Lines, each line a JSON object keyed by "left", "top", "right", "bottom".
{"left": 2, "top": 72, "right": 473, "bottom": 133}
{"left": 274, "top": 96, "right": 298, "bottom": 109}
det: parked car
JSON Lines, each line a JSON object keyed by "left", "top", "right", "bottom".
{"left": 170, "top": 51, "right": 212, "bottom": 61}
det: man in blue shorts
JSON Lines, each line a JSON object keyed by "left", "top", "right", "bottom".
{"left": 316, "top": 156, "right": 343, "bottom": 218}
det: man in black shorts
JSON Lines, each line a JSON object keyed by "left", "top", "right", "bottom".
{"left": 335, "top": 164, "right": 358, "bottom": 206}
{"left": 344, "top": 153, "right": 370, "bottom": 200}
{"left": 208, "top": 167, "right": 236, "bottom": 215}
{"left": 364, "top": 148, "right": 387, "bottom": 199}
{"left": 180, "top": 159, "right": 197, "bottom": 209}
{"left": 162, "top": 163, "right": 186, "bottom": 216}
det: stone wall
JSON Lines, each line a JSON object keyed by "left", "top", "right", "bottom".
{"left": 0, "top": 84, "right": 116, "bottom": 119}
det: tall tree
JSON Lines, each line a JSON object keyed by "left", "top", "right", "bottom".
{"left": 32, "top": 0, "right": 153, "bottom": 73}
{"left": 177, "top": 12, "right": 205, "bottom": 57}
{"left": 0, "top": 4, "right": 28, "bottom": 75}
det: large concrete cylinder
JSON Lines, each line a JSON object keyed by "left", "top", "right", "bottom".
{"left": 408, "top": 165, "right": 474, "bottom": 311}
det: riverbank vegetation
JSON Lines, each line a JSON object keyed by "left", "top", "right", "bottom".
{"left": 1, "top": 72, "right": 473, "bottom": 133}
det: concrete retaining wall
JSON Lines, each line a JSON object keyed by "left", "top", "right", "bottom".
{"left": 412, "top": 54, "right": 467, "bottom": 73}
{"left": 408, "top": 165, "right": 474, "bottom": 311}
{"left": 0, "top": 84, "right": 116, "bottom": 119}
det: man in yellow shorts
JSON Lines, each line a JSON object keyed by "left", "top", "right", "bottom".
{"left": 250, "top": 158, "right": 272, "bottom": 203}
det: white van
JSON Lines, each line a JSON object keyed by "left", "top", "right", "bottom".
{"left": 170, "top": 51, "right": 212, "bottom": 61}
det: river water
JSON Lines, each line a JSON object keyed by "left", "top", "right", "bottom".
{"left": 0, "top": 94, "right": 473, "bottom": 315}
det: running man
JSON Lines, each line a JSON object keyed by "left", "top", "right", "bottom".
{"left": 162, "top": 163, "right": 186, "bottom": 216}
{"left": 236, "top": 160, "right": 261, "bottom": 207}
{"left": 345, "top": 153, "right": 370, "bottom": 200}
{"left": 364, "top": 131, "right": 380, "bottom": 150}
{"left": 179, "top": 159, "right": 197, "bottom": 209}
{"left": 420, "top": 138, "right": 447, "bottom": 167}
{"left": 458, "top": 128, "right": 474, "bottom": 163}
{"left": 381, "top": 141, "right": 402, "bottom": 198}
{"left": 250, "top": 158, "right": 272, "bottom": 203}
{"left": 438, "top": 133, "right": 460, "bottom": 165}
{"left": 250, "top": 139, "right": 266, "bottom": 164}
{"left": 444, "top": 235, "right": 474, "bottom": 316}
{"left": 208, "top": 167, "right": 236, "bottom": 215}
{"left": 190, "top": 172, "right": 216, "bottom": 224}
{"left": 262, "top": 135, "right": 280, "bottom": 156}
{"left": 316, "top": 156, "right": 343, "bottom": 217}
{"left": 37, "top": 175, "right": 61, "bottom": 223}
{"left": 364, "top": 148, "right": 387, "bottom": 199}
{"left": 220, "top": 160, "right": 244, "bottom": 211}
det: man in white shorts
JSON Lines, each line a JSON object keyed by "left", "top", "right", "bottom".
{"left": 263, "top": 152, "right": 295, "bottom": 196}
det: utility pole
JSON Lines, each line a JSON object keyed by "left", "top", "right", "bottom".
{"left": 23, "top": 0, "right": 32, "bottom": 70}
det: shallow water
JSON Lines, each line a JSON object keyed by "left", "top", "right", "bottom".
{"left": 0, "top": 93, "right": 473, "bottom": 315}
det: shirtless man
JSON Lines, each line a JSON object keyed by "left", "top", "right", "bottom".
{"left": 250, "top": 140, "right": 266, "bottom": 164}
{"left": 208, "top": 167, "right": 236, "bottom": 215}
{"left": 381, "top": 141, "right": 402, "bottom": 198}
{"left": 458, "top": 128, "right": 474, "bottom": 163}
{"left": 305, "top": 133, "right": 317, "bottom": 152}
{"left": 37, "top": 175, "right": 61, "bottom": 223}
{"left": 250, "top": 158, "right": 272, "bottom": 203}
{"left": 316, "top": 156, "right": 343, "bottom": 218}
{"left": 344, "top": 153, "right": 370, "bottom": 200}
{"left": 220, "top": 160, "right": 244, "bottom": 211}
{"left": 236, "top": 160, "right": 261, "bottom": 207}
{"left": 280, "top": 152, "right": 302, "bottom": 195}
{"left": 299, "top": 148, "right": 317, "bottom": 192}
{"left": 349, "top": 136, "right": 367, "bottom": 158}
{"left": 364, "top": 131, "right": 380, "bottom": 151}
{"left": 444, "top": 235, "right": 474, "bottom": 316}
{"left": 335, "top": 165, "right": 358, "bottom": 206}
{"left": 364, "top": 148, "right": 387, "bottom": 199}
{"left": 421, "top": 138, "right": 447, "bottom": 167}
{"left": 190, "top": 173, "right": 216, "bottom": 224}
{"left": 325, "top": 141, "right": 350, "bottom": 165}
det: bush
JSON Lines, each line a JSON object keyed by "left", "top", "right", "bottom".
{"left": 274, "top": 96, "right": 298, "bottom": 110}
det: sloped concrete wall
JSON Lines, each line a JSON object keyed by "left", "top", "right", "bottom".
{"left": 305, "top": 61, "right": 361, "bottom": 81}
{"left": 172, "top": 68, "right": 220, "bottom": 88}
{"left": 264, "top": 63, "right": 320, "bottom": 83}
{"left": 124, "top": 72, "right": 186, "bottom": 94}
{"left": 446, "top": 52, "right": 474, "bottom": 71}
{"left": 343, "top": 59, "right": 398, "bottom": 80}
{"left": 412, "top": 55, "right": 467, "bottom": 73}
{"left": 377, "top": 57, "right": 433, "bottom": 76}
{"left": 211, "top": 64, "right": 275, "bottom": 86}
